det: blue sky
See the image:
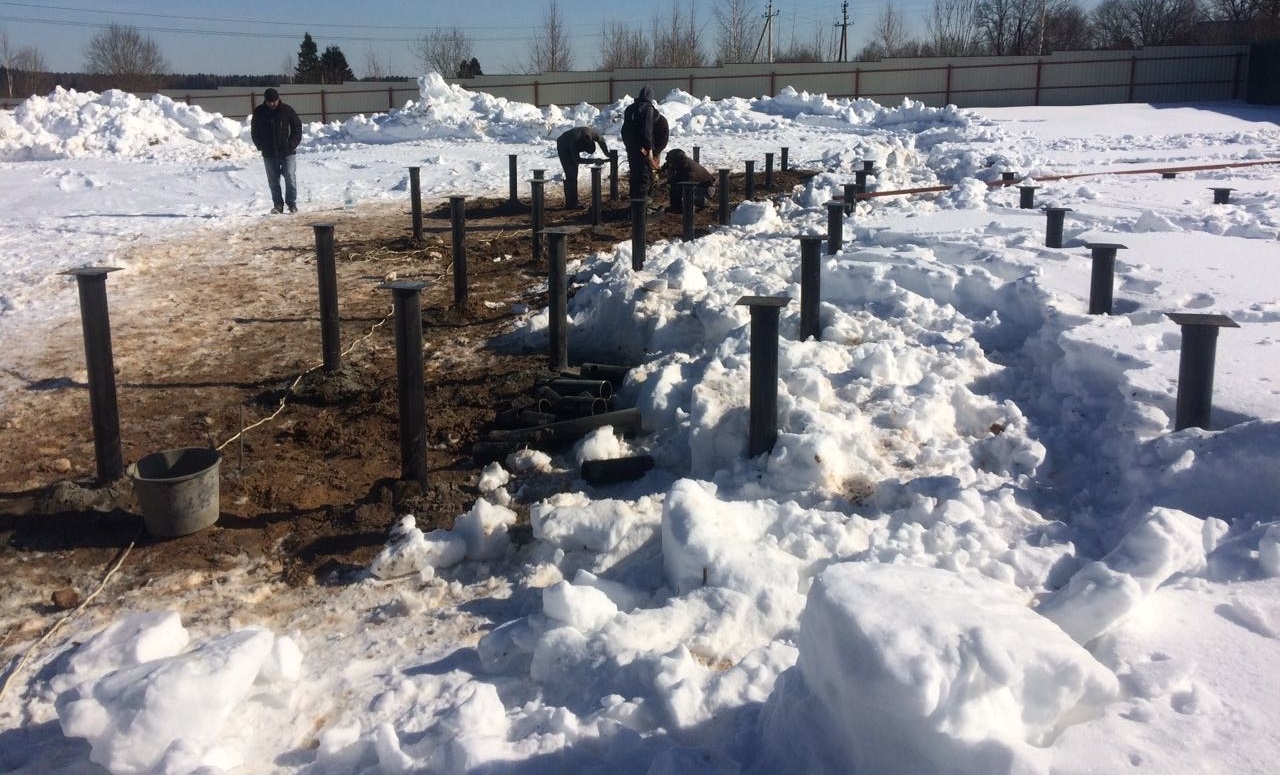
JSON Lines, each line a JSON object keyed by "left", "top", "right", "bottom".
{"left": 0, "top": 0, "right": 944, "bottom": 77}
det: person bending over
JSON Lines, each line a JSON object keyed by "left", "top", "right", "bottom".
{"left": 660, "top": 149, "right": 715, "bottom": 213}
{"left": 556, "top": 126, "right": 609, "bottom": 209}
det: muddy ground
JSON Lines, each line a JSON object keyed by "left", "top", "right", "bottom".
{"left": 0, "top": 168, "right": 816, "bottom": 622}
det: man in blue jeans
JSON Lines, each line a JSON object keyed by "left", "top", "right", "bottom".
{"left": 250, "top": 88, "right": 302, "bottom": 214}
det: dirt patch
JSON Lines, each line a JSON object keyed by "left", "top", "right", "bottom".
{"left": 0, "top": 168, "right": 817, "bottom": 604}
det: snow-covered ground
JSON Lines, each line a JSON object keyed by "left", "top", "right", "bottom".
{"left": 2, "top": 74, "right": 1279, "bottom": 774}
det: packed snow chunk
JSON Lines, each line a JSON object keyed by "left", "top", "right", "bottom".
{"left": 1259, "top": 523, "right": 1280, "bottom": 578}
{"left": 542, "top": 579, "right": 619, "bottom": 632}
{"left": 477, "top": 461, "right": 510, "bottom": 493}
{"left": 456, "top": 498, "right": 517, "bottom": 560}
{"left": 49, "top": 611, "right": 189, "bottom": 695}
{"left": 368, "top": 515, "right": 466, "bottom": 579}
{"left": 1038, "top": 507, "right": 1206, "bottom": 643}
{"left": 661, "top": 479, "right": 802, "bottom": 598}
{"left": 573, "top": 425, "right": 629, "bottom": 469}
{"left": 56, "top": 627, "right": 280, "bottom": 775}
{"left": 764, "top": 563, "right": 1116, "bottom": 775}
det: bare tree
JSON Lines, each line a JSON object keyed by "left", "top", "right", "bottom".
{"left": 1, "top": 28, "right": 14, "bottom": 98}
{"left": 1043, "top": 1, "right": 1094, "bottom": 51}
{"left": 713, "top": 0, "right": 761, "bottom": 63}
{"left": 411, "top": 28, "right": 474, "bottom": 76}
{"left": 1206, "top": 0, "right": 1256, "bottom": 17}
{"left": 975, "top": 0, "right": 1044, "bottom": 54}
{"left": 363, "top": 45, "right": 390, "bottom": 80}
{"left": 777, "top": 22, "right": 828, "bottom": 62}
{"left": 528, "top": 0, "right": 574, "bottom": 72}
{"left": 651, "top": 1, "right": 706, "bottom": 67}
{"left": 598, "top": 21, "right": 650, "bottom": 69}
{"left": 280, "top": 54, "right": 295, "bottom": 84}
{"left": 83, "top": 22, "right": 168, "bottom": 92}
{"left": 924, "top": 0, "right": 983, "bottom": 55}
{"left": 858, "top": 4, "right": 916, "bottom": 59}
{"left": 8, "top": 45, "right": 48, "bottom": 98}
{"left": 1091, "top": 0, "right": 1202, "bottom": 48}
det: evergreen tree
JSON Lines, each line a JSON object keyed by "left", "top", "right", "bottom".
{"left": 295, "top": 33, "right": 320, "bottom": 83}
{"left": 319, "top": 45, "right": 355, "bottom": 84}
{"left": 457, "top": 57, "right": 483, "bottom": 77}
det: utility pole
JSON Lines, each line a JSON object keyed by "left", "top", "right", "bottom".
{"left": 834, "top": 1, "right": 852, "bottom": 63}
{"left": 753, "top": 0, "right": 781, "bottom": 64}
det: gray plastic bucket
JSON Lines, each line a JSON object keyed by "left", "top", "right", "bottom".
{"left": 127, "top": 447, "right": 222, "bottom": 538}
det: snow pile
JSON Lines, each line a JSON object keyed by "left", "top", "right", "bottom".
{"left": 759, "top": 563, "right": 1117, "bottom": 775}
{"left": 51, "top": 614, "right": 301, "bottom": 773}
{"left": 0, "top": 86, "right": 250, "bottom": 162}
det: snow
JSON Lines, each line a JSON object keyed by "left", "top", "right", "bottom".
{"left": 2, "top": 73, "right": 1280, "bottom": 773}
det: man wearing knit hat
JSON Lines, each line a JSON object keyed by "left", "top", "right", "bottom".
{"left": 250, "top": 88, "right": 303, "bottom": 214}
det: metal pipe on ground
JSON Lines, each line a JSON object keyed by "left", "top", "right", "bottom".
{"left": 630, "top": 198, "right": 648, "bottom": 271}
{"left": 591, "top": 165, "right": 604, "bottom": 227}
{"left": 311, "top": 222, "right": 342, "bottom": 372}
{"left": 826, "top": 201, "right": 845, "bottom": 255}
{"left": 541, "top": 227, "right": 577, "bottom": 371}
{"left": 449, "top": 195, "right": 468, "bottom": 309}
{"left": 1044, "top": 207, "right": 1071, "bottom": 249}
{"left": 737, "top": 295, "right": 790, "bottom": 458}
{"left": 609, "top": 150, "right": 620, "bottom": 201}
{"left": 530, "top": 177, "right": 546, "bottom": 265}
{"left": 63, "top": 266, "right": 124, "bottom": 483}
{"left": 679, "top": 181, "right": 699, "bottom": 241}
{"left": 580, "top": 362, "right": 631, "bottom": 385}
{"left": 409, "top": 167, "right": 423, "bottom": 242}
{"left": 1166, "top": 313, "right": 1239, "bottom": 431}
{"left": 1085, "top": 242, "right": 1126, "bottom": 315}
{"left": 378, "top": 280, "right": 429, "bottom": 487}
{"left": 718, "top": 169, "right": 731, "bottom": 227}
{"left": 535, "top": 377, "right": 614, "bottom": 399}
{"left": 483, "top": 408, "right": 643, "bottom": 445}
{"left": 798, "top": 236, "right": 823, "bottom": 342}
{"left": 507, "top": 154, "right": 519, "bottom": 206}
{"left": 581, "top": 455, "right": 655, "bottom": 485}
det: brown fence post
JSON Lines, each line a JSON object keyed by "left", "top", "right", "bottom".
{"left": 320, "top": 89, "right": 328, "bottom": 123}
{"left": 1128, "top": 56, "right": 1137, "bottom": 102}
{"left": 1034, "top": 60, "right": 1043, "bottom": 106}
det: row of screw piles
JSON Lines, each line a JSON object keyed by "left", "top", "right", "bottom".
{"left": 1008, "top": 169, "right": 1242, "bottom": 432}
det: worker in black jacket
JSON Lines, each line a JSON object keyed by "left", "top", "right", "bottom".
{"left": 660, "top": 149, "right": 715, "bottom": 213}
{"left": 556, "top": 126, "right": 609, "bottom": 209}
{"left": 250, "top": 88, "right": 303, "bottom": 214}
{"left": 621, "top": 85, "right": 667, "bottom": 203}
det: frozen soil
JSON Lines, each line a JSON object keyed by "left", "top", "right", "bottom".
{"left": 0, "top": 170, "right": 818, "bottom": 635}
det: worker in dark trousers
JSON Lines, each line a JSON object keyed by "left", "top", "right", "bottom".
{"left": 660, "top": 149, "right": 715, "bottom": 213}
{"left": 621, "top": 85, "right": 668, "bottom": 204}
{"left": 556, "top": 126, "right": 609, "bottom": 209}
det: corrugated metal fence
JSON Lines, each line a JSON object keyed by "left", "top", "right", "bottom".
{"left": 6, "top": 45, "right": 1246, "bottom": 122}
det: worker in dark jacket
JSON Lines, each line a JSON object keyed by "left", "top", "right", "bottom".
{"left": 250, "top": 88, "right": 303, "bottom": 214}
{"left": 621, "top": 85, "right": 666, "bottom": 203}
{"left": 556, "top": 126, "right": 609, "bottom": 209}
{"left": 660, "top": 149, "right": 715, "bottom": 213}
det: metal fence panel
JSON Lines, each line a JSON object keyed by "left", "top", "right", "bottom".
{"left": 145, "top": 45, "right": 1250, "bottom": 124}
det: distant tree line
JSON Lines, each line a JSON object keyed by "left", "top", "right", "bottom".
{"left": 1, "top": 0, "right": 1276, "bottom": 103}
